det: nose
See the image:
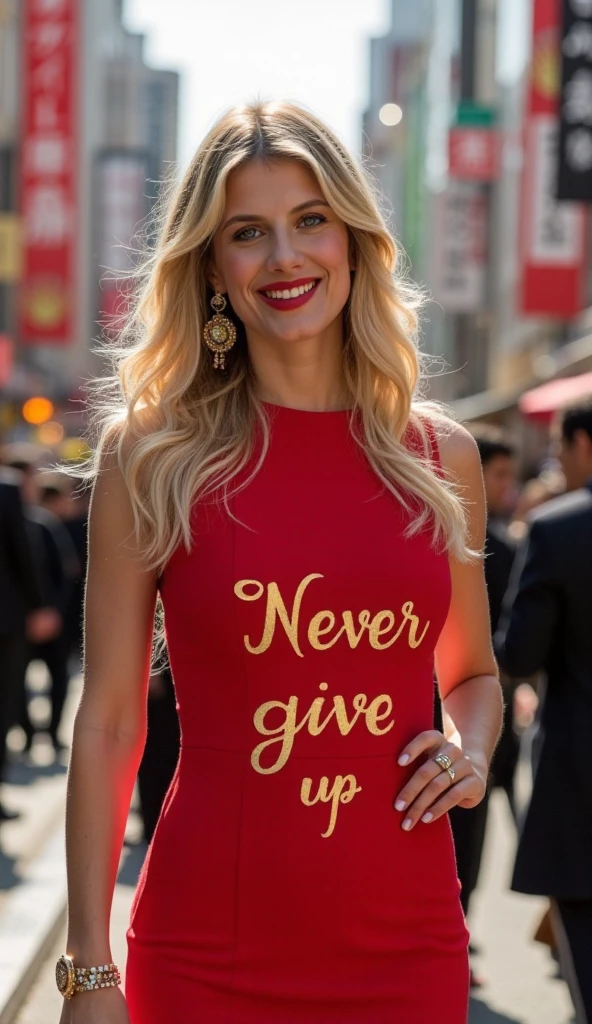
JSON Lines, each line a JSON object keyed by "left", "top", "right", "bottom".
{"left": 265, "top": 226, "right": 305, "bottom": 274}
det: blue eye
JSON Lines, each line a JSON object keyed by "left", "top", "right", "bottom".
{"left": 234, "top": 226, "right": 262, "bottom": 242}
{"left": 299, "top": 213, "right": 326, "bottom": 228}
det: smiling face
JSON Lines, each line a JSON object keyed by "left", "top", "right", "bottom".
{"left": 209, "top": 159, "right": 353, "bottom": 350}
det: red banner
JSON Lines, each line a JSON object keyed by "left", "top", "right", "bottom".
{"left": 19, "top": 0, "right": 78, "bottom": 344}
{"left": 519, "top": 0, "right": 588, "bottom": 317}
{"left": 448, "top": 128, "right": 500, "bottom": 182}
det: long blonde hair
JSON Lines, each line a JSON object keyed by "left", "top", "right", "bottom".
{"left": 87, "top": 100, "right": 471, "bottom": 571}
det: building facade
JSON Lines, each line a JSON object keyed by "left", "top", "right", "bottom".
{"left": 365, "top": 0, "right": 592, "bottom": 446}
{"left": 0, "top": 0, "right": 178, "bottom": 441}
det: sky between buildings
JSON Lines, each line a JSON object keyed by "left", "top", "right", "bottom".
{"left": 123, "top": 0, "right": 391, "bottom": 172}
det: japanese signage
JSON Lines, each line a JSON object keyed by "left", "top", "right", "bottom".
{"left": 557, "top": 0, "right": 592, "bottom": 200}
{"left": 431, "top": 180, "right": 487, "bottom": 313}
{"left": 95, "top": 151, "right": 149, "bottom": 327}
{"left": 448, "top": 128, "right": 500, "bottom": 181}
{"left": 19, "top": 0, "right": 78, "bottom": 344}
{"left": 519, "top": 0, "right": 588, "bottom": 317}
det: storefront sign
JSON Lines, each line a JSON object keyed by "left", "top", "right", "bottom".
{"left": 431, "top": 180, "right": 487, "bottom": 313}
{"left": 557, "top": 0, "right": 592, "bottom": 200}
{"left": 520, "top": 0, "right": 588, "bottom": 316}
{"left": 19, "top": 0, "right": 78, "bottom": 344}
{"left": 448, "top": 127, "right": 500, "bottom": 181}
{"left": 95, "top": 151, "right": 149, "bottom": 327}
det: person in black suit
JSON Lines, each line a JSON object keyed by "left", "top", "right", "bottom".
{"left": 495, "top": 397, "right": 592, "bottom": 1024}
{"left": 0, "top": 467, "right": 60, "bottom": 816}
{"left": 448, "top": 432, "right": 517, "bottom": 979}
{"left": 6, "top": 458, "right": 79, "bottom": 755}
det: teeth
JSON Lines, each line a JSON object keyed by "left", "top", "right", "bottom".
{"left": 264, "top": 281, "right": 317, "bottom": 300}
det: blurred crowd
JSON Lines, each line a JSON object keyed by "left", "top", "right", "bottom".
{"left": 454, "top": 396, "right": 592, "bottom": 1020}
{"left": 0, "top": 449, "right": 88, "bottom": 807}
{"left": 0, "top": 395, "right": 591, "bottom": 1018}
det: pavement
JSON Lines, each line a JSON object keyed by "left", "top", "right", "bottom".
{"left": 0, "top": 665, "right": 576, "bottom": 1024}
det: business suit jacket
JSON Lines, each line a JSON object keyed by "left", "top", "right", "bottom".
{"left": 485, "top": 520, "right": 518, "bottom": 791}
{"left": 495, "top": 481, "right": 592, "bottom": 899}
{"left": 0, "top": 471, "right": 44, "bottom": 634}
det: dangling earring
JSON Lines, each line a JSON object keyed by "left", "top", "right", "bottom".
{"left": 203, "top": 293, "right": 237, "bottom": 370}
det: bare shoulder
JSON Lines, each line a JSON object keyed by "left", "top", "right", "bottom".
{"left": 90, "top": 421, "right": 145, "bottom": 559}
{"left": 418, "top": 408, "right": 481, "bottom": 484}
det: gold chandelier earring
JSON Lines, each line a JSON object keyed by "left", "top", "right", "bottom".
{"left": 203, "top": 293, "right": 237, "bottom": 370}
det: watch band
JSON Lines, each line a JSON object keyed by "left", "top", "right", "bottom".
{"left": 74, "top": 962, "right": 121, "bottom": 994}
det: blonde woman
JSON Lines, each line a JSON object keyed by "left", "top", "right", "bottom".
{"left": 58, "top": 102, "right": 502, "bottom": 1024}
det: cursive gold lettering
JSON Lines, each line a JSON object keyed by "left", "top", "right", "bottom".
{"left": 300, "top": 774, "right": 362, "bottom": 837}
{"left": 365, "top": 694, "right": 394, "bottom": 735}
{"left": 235, "top": 574, "right": 323, "bottom": 657}
{"left": 401, "top": 600, "right": 430, "bottom": 648}
{"left": 235, "top": 575, "right": 430, "bottom": 655}
{"left": 369, "top": 610, "right": 395, "bottom": 649}
{"left": 251, "top": 697, "right": 306, "bottom": 774}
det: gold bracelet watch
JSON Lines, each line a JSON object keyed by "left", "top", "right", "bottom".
{"left": 55, "top": 955, "right": 121, "bottom": 999}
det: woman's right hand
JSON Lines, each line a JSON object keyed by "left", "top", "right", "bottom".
{"left": 59, "top": 985, "right": 130, "bottom": 1023}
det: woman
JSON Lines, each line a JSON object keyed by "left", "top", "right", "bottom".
{"left": 58, "top": 101, "right": 502, "bottom": 1024}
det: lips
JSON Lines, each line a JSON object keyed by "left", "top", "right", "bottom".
{"left": 257, "top": 277, "right": 320, "bottom": 311}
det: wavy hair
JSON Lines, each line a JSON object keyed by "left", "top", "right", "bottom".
{"left": 84, "top": 100, "right": 472, "bottom": 571}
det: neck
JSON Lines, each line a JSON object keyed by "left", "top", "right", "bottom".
{"left": 247, "top": 321, "right": 351, "bottom": 412}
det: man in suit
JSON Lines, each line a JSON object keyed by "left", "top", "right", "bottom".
{"left": 6, "top": 459, "right": 80, "bottom": 755}
{"left": 448, "top": 432, "right": 517, "bottom": 979}
{"left": 495, "top": 397, "right": 592, "bottom": 1024}
{"left": 0, "top": 467, "right": 59, "bottom": 817}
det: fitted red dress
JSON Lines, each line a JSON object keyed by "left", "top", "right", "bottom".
{"left": 125, "top": 404, "right": 469, "bottom": 1023}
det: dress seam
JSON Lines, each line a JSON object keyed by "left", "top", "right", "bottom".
{"left": 224, "top": 503, "right": 247, "bottom": 1024}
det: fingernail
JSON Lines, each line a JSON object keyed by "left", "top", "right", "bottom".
{"left": 398, "top": 754, "right": 410, "bottom": 766}
{"left": 402, "top": 818, "right": 413, "bottom": 831}
{"left": 421, "top": 812, "right": 433, "bottom": 823}
{"left": 394, "top": 799, "right": 406, "bottom": 812}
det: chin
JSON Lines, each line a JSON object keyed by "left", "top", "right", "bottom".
{"left": 262, "top": 317, "right": 331, "bottom": 346}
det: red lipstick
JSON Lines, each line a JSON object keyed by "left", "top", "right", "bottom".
{"left": 257, "top": 277, "right": 320, "bottom": 311}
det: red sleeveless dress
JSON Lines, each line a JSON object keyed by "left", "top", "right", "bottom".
{"left": 125, "top": 404, "right": 469, "bottom": 1023}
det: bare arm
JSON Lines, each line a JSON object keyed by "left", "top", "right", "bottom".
{"left": 394, "top": 421, "right": 503, "bottom": 829}
{"left": 64, "top": 446, "right": 157, "bottom": 966}
{"left": 435, "top": 423, "right": 503, "bottom": 779}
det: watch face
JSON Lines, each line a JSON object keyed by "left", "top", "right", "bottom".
{"left": 55, "top": 955, "right": 74, "bottom": 997}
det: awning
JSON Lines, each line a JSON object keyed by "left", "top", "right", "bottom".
{"left": 518, "top": 371, "right": 592, "bottom": 424}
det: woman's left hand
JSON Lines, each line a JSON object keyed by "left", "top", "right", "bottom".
{"left": 394, "top": 730, "right": 488, "bottom": 831}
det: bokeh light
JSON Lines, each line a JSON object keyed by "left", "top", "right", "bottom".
{"left": 37, "top": 421, "right": 65, "bottom": 446}
{"left": 379, "top": 103, "right": 403, "bottom": 127}
{"left": 22, "top": 396, "right": 54, "bottom": 425}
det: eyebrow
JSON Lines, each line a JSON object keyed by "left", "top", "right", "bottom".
{"left": 221, "top": 198, "right": 330, "bottom": 232}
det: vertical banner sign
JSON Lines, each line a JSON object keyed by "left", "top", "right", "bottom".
{"left": 431, "top": 180, "right": 487, "bottom": 313}
{"left": 19, "top": 0, "right": 78, "bottom": 344}
{"left": 96, "top": 152, "right": 149, "bottom": 328}
{"left": 520, "top": 0, "right": 588, "bottom": 316}
{"left": 557, "top": 0, "right": 592, "bottom": 201}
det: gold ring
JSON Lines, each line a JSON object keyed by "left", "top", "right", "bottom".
{"left": 433, "top": 753, "right": 453, "bottom": 772}
{"left": 446, "top": 766, "right": 456, "bottom": 782}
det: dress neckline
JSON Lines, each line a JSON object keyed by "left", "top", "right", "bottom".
{"left": 261, "top": 400, "right": 354, "bottom": 416}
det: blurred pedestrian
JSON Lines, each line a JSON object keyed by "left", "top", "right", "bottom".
{"left": 495, "top": 397, "right": 592, "bottom": 1024}
{"left": 39, "top": 473, "right": 89, "bottom": 668}
{"left": 508, "top": 472, "right": 565, "bottom": 543}
{"left": 5, "top": 455, "right": 79, "bottom": 755}
{"left": 448, "top": 430, "right": 518, "bottom": 983}
{"left": 137, "top": 664, "right": 180, "bottom": 844}
{"left": 0, "top": 465, "right": 59, "bottom": 818}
